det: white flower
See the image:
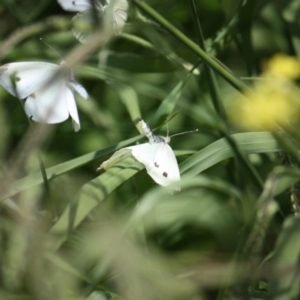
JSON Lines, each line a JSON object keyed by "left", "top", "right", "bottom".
{"left": 104, "top": 0, "right": 128, "bottom": 35}
{"left": 58, "top": 0, "right": 128, "bottom": 43}
{"left": 0, "top": 61, "right": 88, "bottom": 131}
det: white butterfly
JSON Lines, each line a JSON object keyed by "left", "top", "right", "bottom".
{"left": 0, "top": 61, "right": 88, "bottom": 131}
{"left": 126, "top": 120, "right": 181, "bottom": 187}
{"left": 58, "top": 0, "right": 128, "bottom": 42}
{"left": 98, "top": 120, "right": 181, "bottom": 187}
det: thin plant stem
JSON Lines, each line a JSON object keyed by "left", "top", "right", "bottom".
{"left": 188, "top": 0, "right": 225, "bottom": 119}
{"left": 133, "top": 0, "right": 250, "bottom": 93}
{"left": 189, "top": 0, "right": 263, "bottom": 190}
{"left": 0, "top": 16, "right": 71, "bottom": 61}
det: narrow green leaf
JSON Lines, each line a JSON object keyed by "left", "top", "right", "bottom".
{"left": 48, "top": 157, "right": 143, "bottom": 250}
{"left": 222, "top": 0, "right": 243, "bottom": 21}
{"left": 180, "top": 132, "right": 280, "bottom": 176}
{"left": 121, "top": 33, "right": 200, "bottom": 74}
{"left": 272, "top": 167, "right": 300, "bottom": 196}
{"left": 127, "top": 176, "right": 242, "bottom": 245}
{"left": 106, "top": 52, "right": 186, "bottom": 73}
{"left": 118, "top": 85, "right": 142, "bottom": 127}
{"left": 151, "top": 72, "right": 192, "bottom": 127}
{"left": 132, "top": 0, "right": 249, "bottom": 93}
{"left": 277, "top": 0, "right": 300, "bottom": 58}
{"left": 189, "top": 0, "right": 225, "bottom": 118}
{"left": 238, "top": 0, "right": 257, "bottom": 75}
{"left": 268, "top": 216, "right": 300, "bottom": 300}
{"left": 128, "top": 175, "right": 242, "bottom": 224}
{"left": 1, "top": 135, "right": 142, "bottom": 201}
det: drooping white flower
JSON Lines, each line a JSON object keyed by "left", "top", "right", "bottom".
{"left": 104, "top": 0, "right": 128, "bottom": 35}
{"left": 0, "top": 61, "right": 88, "bottom": 131}
{"left": 58, "top": 0, "right": 128, "bottom": 43}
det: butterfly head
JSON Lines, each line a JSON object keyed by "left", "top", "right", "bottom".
{"left": 152, "top": 135, "right": 170, "bottom": 144}
{"left": 164, "top": 136, "right": 171, "bottom": 143}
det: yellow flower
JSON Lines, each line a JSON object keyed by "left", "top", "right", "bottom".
{"left": 263, "top": 53, "right": 300, "bottom": 79}
{"left": 229, "top": 80, "right": 300, "bottom": 130}
{"left": 229, "top": 54, "right": 300, "bottom": 131}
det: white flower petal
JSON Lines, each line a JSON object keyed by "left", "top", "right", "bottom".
{"left": 105, "top": 0, "right": 128, "bottom": 35}
{"left": 0, "top": 62, "right": 59, "bottom": 99}
{"left": 0, "top": 61, "right": 88, "bottom": 131}
{"left": 66, "top": 87, "right": 81, "bottom": 131}
{"left": 70, "top": 80, "right": 89, "bottom": 99}
{"left": 57, "top": 0, "right": 93, "bottom": 12}
{"left": 24, "top": 79, "right": 69, "bottom": 124}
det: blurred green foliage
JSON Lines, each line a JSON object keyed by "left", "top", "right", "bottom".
{"left": 1, "top": 0, "right": 300, "bottom": 299}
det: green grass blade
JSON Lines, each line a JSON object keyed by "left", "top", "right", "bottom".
{"left": 150, "top": 72, "right": 192, "bottom": 127}
{"left": 48, "top": 157, "right": 144, "bottom": 250}
{"left": 127, "top": 176, "right": 242, "bottom": 245}
{"left": 189, "top": 0, "right": 226, "bottom": 118}
{"left": 277, "top": 0, "right": 300, "bottom": 58}
{"left": 121, "top": 33, "right": 199, "bottom": 73}
{"left": 272, "top": 166, "right": 300, "bottom": 195}
{"left": 180, "top": 132, "right": 280, "bottom": 176}
{"left": 1, "top": 135, "right": 142, "bottom": 201}
{"left": 268, "top": 215, "right": 300, "bottom": 300}
{"left": 237, "top": 0, "right": 257, "bottom": 76}
{"left": 105, "top": 52, "right": 187, "bottom": 73}
{"left": 118, "top": 85, "right": 142, "bottom": 126}
{"left": 133, "top": 0, "right": 249, "bottom": 93}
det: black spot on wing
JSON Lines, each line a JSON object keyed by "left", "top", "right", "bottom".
{"left": 163, "top": 172, "right": 168, "bottom": 178}
{"left": 16, "top": 76, "right": 21, "bottom": 82}
{"left": 72, "top": 1, "right": 76, "bottom": 5}
{"left": 154, "top": 162, "right": 159, "bottom": 168}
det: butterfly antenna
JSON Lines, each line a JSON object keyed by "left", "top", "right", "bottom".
{"left": 170, "top": 129, "right": 198, "bottom": 138}
{"left": 39, "top": 38, "right": 64, "bottom": 61}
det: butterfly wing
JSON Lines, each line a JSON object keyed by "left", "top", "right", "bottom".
{"left": 0, "top": 62, "right": 59, "bottom": 99}
{"left": 128, "top": 142, "right": 180, "bottom": 187}
{"left": 57, "top": 0, "right": 99, "bottom": 12}
{"left": 151, "top": 143, "right": 180, "bottom": 186}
